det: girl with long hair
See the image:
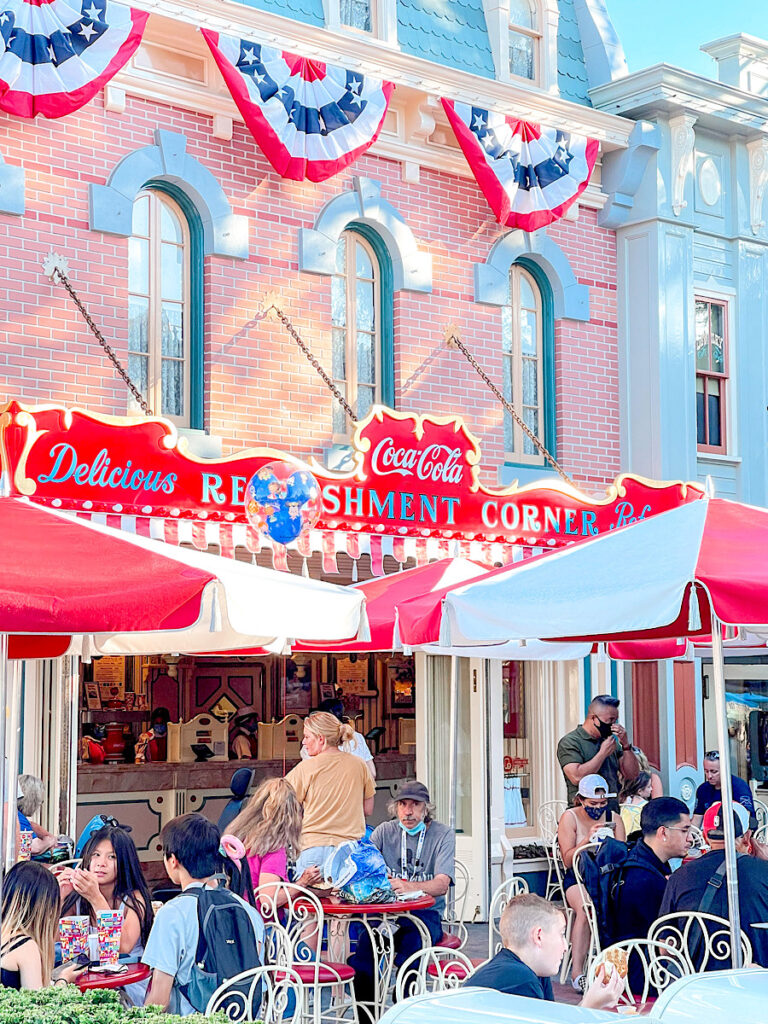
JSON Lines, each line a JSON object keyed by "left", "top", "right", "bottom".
{"left": 58, "top": 825, "right": 153, "bottom": 1003}
{"left": 285, "top": 711, "right": 375, "bottom": 879}
{"left": 619, "top": 771, "right": 653, "bottom": 837}
{"left": 230, "top": 777, "right": 319, "bottom": 895}
{"left": 1, "top": 862, "right": 82, "bottom": 990}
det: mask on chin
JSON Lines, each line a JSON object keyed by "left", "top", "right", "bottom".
{"left": 399, "top": 820, "right": 426, "bottom": 836}
{"left": 594, "top": 718, "right": 614, "bottom": 740}
{"left": 584, "top": 804, "right": 607, "bottom": 821}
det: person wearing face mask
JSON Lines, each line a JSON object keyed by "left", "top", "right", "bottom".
{"left": 348, "top": 781, "right": 454, "bottom": 1006}
{"left": 135, "top": 707, "right": 171, "bottom": 764}
{"left": 557, "top": 775, "right": 626, "bottom": 993}
{"left": 557, "top": 695, "right": 639, "bottom": 812}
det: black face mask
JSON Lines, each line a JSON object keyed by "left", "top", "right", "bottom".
{"left": 594, "top": 717, "right": 614, "bottom": 740}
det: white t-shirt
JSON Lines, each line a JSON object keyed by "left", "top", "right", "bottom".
{"left": 300, "top": 732, "right": 373, "bottom": 763}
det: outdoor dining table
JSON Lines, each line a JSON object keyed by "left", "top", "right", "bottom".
{"left": 317, "top": 893, "right": 436, "bottom": 1020}
{"left": 75, "top": 962, "right": 150, "bottom": 992}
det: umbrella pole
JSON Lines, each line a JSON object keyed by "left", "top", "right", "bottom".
{"left": 448, "top": 655, "right": 458, "bottom": 830}
{"left": 710, "top": 616, "right": 743, "bottom": 966}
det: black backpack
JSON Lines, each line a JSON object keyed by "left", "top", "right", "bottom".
{"left": 179, "top": 886, "right": 262, "bottom": 1013}
{"left": 576, "top": 838, "right": 631, "bottom": 947}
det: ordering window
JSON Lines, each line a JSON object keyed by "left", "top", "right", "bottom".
{"left": 502, "top": 661, "right": 531, "bottom": 827}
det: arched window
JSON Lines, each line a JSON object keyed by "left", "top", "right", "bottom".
{"left": 128, "top": 188, "right": 199, "bottom": 427}
{"left": 509, "top": 0, "right": 539, "bottom": 81}
{"left": 331, "top": 226, "right": 393, "bottom": 436}
{"left": 503, "top": 263, "right": 553, "bottom": 463}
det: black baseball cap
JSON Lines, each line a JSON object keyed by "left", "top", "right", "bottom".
{"left": 397, "top": 781, "right": 430, "bottom": 804}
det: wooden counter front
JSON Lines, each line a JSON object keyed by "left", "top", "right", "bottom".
{"left": 76, "top": 753, "right": 415, "bottom": 865}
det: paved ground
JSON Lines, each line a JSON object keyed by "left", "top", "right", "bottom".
{"left": 463, "top": 922, "right": 582, "bottom": 1006}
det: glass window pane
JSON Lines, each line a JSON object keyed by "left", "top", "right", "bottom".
{"left": 503, "top": 358, "right": 514, "bottom": 452}
{"left": 333, "top": 388, "right": 348, "bottom": 436}
{"left": 340, "top": 0, "right": 371, "bottom": 31}
{"left": 161, "top": 243, "right": 183, "bottom": 302}
{"left": 128, "top": 237, "right": 149, "bottom": 295}
{"left": 357, "top": 385, "right": 375, "bottom": 420}
{"left": 332, "top": 327, "right": 347, "bottom": 380}
{"left": 501, "top": 305, "right": 513, "bottom": 354}
{"left": 710, "top": 304, "right": 725, "bottom": 373}
{"left": 707, "top": 386, "right": 721, "bottom": 447}
{"left": 522, "top": 357, "right": 538, "bottom": 405}
{"left": 161, "top": 358, "right": 184, "bottom": 418}
{"left": 335, "top": 238, "right": 346, "bottom": 274}
{"left": 355, "top": 241, "right": 373, "bottom": 278}
{"left": 357, "top": 331, "right": 376, "bottom": 385}
{"left": 162, "top": 304, "right": 184, "bottom": 358}
{"left": 332, "top": 276, "right": 346, "bottom": 327}
{"left": 128, "top": 296, "right": 148, "bottom": 354}
{"left": 695, "top": 301, "right": 710, "bottom": 371}
{"left": 128, "top": 353, "right": 148, "bottom": 399}
{"left": 132, "top": 195, "right": 149, "bottom": 236}
{"left": 520, "top": 310, "right": 537, "bottom": 355}
{"left": 509, "top": 0, "right": 535, "bottom": 29}
{"left": 160, "top": 202, "right": 183, "bottom": 244}
{"left": 509, "top": 31, "right": 534, "bottom": 79}
{"left": 519, "top": 274, "right": 536, "bottom": 310}
{"left": 523, "top": 407, "right": 539, "bottom": 456}
{"left": 356, "top": 279, "right": 375, "bottom": 332}
{"left": 696, "top": 387, "right": 706, "bottom": 445}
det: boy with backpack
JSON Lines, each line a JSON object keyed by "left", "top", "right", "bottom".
{"left": 143, "top": 814, "right": 264, "bottom": 1015}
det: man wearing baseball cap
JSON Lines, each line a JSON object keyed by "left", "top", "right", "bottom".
{"left": 348, "top": 780, "right": 454, "bottom": 1004}
{"left": 659, "top": 800, "right": 768, "bottom": 966}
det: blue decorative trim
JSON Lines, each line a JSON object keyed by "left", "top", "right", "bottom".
{"left": 89, "top": 130, "right": 248, "bottom": 259}
{"left": 299, "top": 177, "right": 432, "bottom": 293}
{"left": 0, "top": 151, "right": 25, "bottom": 216}
{"left": 583, "top": 655, "right": 593, "bottom": 715}
{"left": 144, "top": 180, "right": 205, "bottom": 432}
{"left": 599, "top": 121, "right": 661, "bottom": 230}
{"left": 474, "top": 228, "right": 589, "bottom": 321}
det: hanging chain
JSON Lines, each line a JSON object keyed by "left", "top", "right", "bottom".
{"left": 446, "top": 331, "right": 573, "bottom": 486}
{"left": 261, "top": 303, "right": 358, "bottom": 424}
{"left": 43, "top": 253, "right": 153, "bottom": 416}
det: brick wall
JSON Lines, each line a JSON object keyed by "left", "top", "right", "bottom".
{"left": 0, "top": 91, "right": 619, "bottom": 494}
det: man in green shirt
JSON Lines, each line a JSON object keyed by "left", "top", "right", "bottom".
{"left": 557, "top": 695, "right": 639, "bottom": 809}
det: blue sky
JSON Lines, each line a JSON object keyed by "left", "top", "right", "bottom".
{"left": 605, "top": 1, "right": 767, "bottom": 77}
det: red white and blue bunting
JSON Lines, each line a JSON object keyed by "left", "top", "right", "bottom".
{"left": 0, "top": 0, "right": 147, "bottom": 119}
{"left": 442, "top": 99, "right": 599, "bottom": 231}
{"left": 201, "top": 29, "right": 394, "bottom": 183}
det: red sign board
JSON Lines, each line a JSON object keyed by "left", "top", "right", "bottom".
{"left": 0, "top": 402, "right": 704, "bottom": 546}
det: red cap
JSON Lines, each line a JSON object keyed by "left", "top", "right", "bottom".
{"left": 702, "top": 800, "right": 749, "bottom": 839}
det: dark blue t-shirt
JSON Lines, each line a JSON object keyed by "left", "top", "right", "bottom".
{"left": 464, "top": 948, "right": 554, "bottom": 1000}
{"left": 693, "top": 775, "right": 754, "bottom": 816}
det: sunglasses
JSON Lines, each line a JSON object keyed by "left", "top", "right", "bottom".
{"left": 703, "top": 751, "right": 721, "bottom": 761}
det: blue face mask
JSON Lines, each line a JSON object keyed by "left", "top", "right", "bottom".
{"left": 584, "top": 804, "right": 607, "bottom": 821}
{"left": 153, "top": 723, "right": 167, "bottom": 736}
{"left": 399, "top": 820, "right": 426, "bottom": 836}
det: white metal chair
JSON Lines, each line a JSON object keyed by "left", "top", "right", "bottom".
{"left": 648, "top": 911, "right": 753, "bottom": 974}
{"left": 205, "top": 963, "right": 304, "bottom": 1022}
{"left": 586, "top": 939, "right": 690, "bottom": 1009}
{"left": 487, "top": 875, "right": 530, "bottom": 959}
{"left": 394, "top": 946, "right": 477, "bottom": 1001}
{"left": 754, "top": 798, "right": 768, "bottom": 830}
{"left": 687, "top": 825, "right": 706, "bottom": 854}
{"left": 439, "top": 858, "right": 470, "bottom": 949}
{"left": 539, "top": 801, "right": 567, "bottom": 901}
{"left": 254, "top": 881, "right": 357, "bottom": 1024}
{"left": 571, "top": 844, "right": 603, "bottom": 982}
{"left": 753, "top": 822, "right": 768, "bottom": 844}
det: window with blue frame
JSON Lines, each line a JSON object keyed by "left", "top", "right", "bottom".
{"left": 331, "top": 225, "right": 394, "bottom": 437}
{"left": 127, "top": 186, "right": 204, "bottom": 429}
{"left": 502, "top": 262, "right": 554, "bottom": 464}
{"left": 695, "top": 296, "right": 728, "bottom": 454}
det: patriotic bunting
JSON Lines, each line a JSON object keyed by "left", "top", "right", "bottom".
{"left": 442, "top": 99, "right": 599, "bottom": 231}
{"left": 201, "top": 29, "right": 394, "bottom": 183}
{"left": 0, "top": 0, "right": 147, "bottom": 119}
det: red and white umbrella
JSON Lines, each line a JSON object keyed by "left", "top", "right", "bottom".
{"left": 0, "top": 497, "right": 367, "bottom": 652}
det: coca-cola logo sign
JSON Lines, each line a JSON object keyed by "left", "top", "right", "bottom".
{"left": 370, "top": 437, "right": 464, "bottom": 484}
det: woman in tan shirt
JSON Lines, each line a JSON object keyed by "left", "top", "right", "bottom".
{"left": 285, "top": 712, "right": 376, "bottom": 877}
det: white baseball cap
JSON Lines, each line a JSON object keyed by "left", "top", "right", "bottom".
{"left": 578, "top": 774, "right": 616, "bottom": 799}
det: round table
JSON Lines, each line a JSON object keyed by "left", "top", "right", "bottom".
{"left": 318, "top": 894, "right": 436, "bottom": 1020}
{"left": 76, "top": 962, "right": 150, "bottom": 992}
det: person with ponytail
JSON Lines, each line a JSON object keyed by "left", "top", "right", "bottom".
{"left": 285, "top": 711, "right": 375, "bottom": 878}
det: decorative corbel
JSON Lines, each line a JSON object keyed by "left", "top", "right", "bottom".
{"left": 669, "top": 113, "right": 697, "bottom": 217}
{"left": 747, "top": 137, "right": 768, "bottom": 235}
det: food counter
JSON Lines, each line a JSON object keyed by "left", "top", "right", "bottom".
{"left": 77, "top": 752, "right": 416, "bottom": 882}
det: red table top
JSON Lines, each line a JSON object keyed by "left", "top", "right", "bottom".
{"left": 76, "top": 962, "right": 150, "bottom": 991}
{"left": 318, "top": 894, "right": 435, "bottom": 915}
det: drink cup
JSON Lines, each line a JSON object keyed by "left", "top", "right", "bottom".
{"left": 96, "top": 909, "right": 123, "bottom": 966}
{"left": 18, "top": 830, "right": 33, "bottom": 861}
{"left": 88, "top": 933, "right": 99, "bottom": 964}
{"left": 59, "top": 916, "right": 90, "bottom": 960}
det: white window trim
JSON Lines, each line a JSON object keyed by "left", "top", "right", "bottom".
{"left": 322, "top": 0, "right": 399, "bottom": 47}
{"left": 693, "top": 287, "right": 737, "bottom": 460}
{"left": 482, "top": 0, "right": 559, "bottom": 91}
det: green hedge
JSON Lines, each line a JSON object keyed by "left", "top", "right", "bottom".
{"left": 0, "top": 986, "right": 231, "bottom": 1023}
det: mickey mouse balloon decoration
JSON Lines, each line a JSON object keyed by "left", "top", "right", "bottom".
{"left": 245, "top": 461, "right": 323, "bottom": 544}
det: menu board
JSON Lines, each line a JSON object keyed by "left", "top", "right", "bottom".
{"left": 93, "top": 656, "right": 125, "bottom": 701}
{"left": 336, "top": 655, "right": 376, "bottom": 697}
